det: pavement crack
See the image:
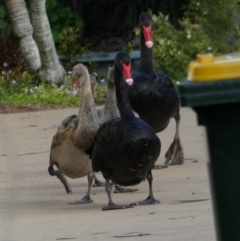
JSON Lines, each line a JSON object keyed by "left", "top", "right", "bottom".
{"left": 18, "top": 151, "right": 49, "bottom": 156}
{"left": 169, "top": 199, "right": 209, "bottom": 204}
{"left": 56, "top": 238, "right": 76, "bottom": 240}
{"left": 169, "top": 216, "right": 195, "bottom": 220}
{"left": 113, "top": 233, "right": 150, "bottom": 238}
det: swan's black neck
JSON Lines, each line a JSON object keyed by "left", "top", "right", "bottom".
{"left": 139, "top": 31, "right": 154, "bottom": 75}
{"left": 114, "top": 67, "right": 135, "bottom": 121}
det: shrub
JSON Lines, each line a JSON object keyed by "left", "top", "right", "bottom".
{"left": 0, "top": 35, "right": 27, "bottom": 83}
{"left": 0, "top": 71, "right": 107, "bottom": 106}
{"left": 45, "top": 0, "right": 83, "bottom": 44}
{"left": 58, "top": 27, "right": 87, "bottom": 72}
{"left": 151, "top": 0, "right": 240, "bottom": 82}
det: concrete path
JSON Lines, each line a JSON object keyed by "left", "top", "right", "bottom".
{"left": 0, "top": 107, "right": 216, "bottom": 241}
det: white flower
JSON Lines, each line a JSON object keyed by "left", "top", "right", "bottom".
{"left": 93, "top": 72, "right": 98, "bottom": 76}
{"left": 51, "top": 83, "right": 56, "bottom": 87}
{"left": 208, "top": 46, "right": 212, "bottom": 51}
{"left": 196, "top": 2, "right": 200, "bottom": 6}
{"left": 68, "top": 71, "right": 72, "bottom": 75}
{"left": 159, "top": 39, "right": 164, "bottom": 45}
{"left": 2, "top": 70, "right": 6, "bottom": 76}
{"left": 30, "top": 88, "right": 34, "bottom": 94}
{"left": 177, "top": 81, "right": 180, "bottom": 85}
{"left": 25, "top": 88, "right": 29, "bottom": 93}
{"left": 60, "top": 85, "right": 65, "bottom": 90}
{"left": 12, "top": 80, "right": 17, "bottom": 85}
{"left": 65, "top": 89, "right": 71, "bottom": 95}
{"left": 3, "top": 62, "right": 8, "bottom": 67}
{"left": 34, "top": 86, "right": 39, "bottom": 90}
{"left": 100, "top": 79, "right": 105, "bottom": 83}
{"left": 187, "top": 34, "right": 191, "bottom": 39}
{"left": 72, "top": 90, "right": 78, "bottom": 96}
{"left": 38, "top": 85, "right": 43, "bottom": 90}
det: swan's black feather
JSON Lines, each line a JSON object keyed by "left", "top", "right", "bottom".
{"left": 128, "top": 69, "right": 179, "bottom": 132}
{"left": 127, "top": 13, "right": 180, "bottom": 133}
{"left": 91, "top": 117, "right": 160, "bottom": 186}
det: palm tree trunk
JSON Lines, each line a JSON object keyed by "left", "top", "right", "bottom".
{"left": 29, "top": 0, "right": 66, "bottom": 85}
{"left": 4, "top": 0, "right": 41, "bottom": 72}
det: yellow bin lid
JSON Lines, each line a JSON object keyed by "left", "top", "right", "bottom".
{"left": 187, "top": 52, "right": 240, "bottom": 82}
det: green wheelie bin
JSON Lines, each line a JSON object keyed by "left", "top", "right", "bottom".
{"left": 178, "top": 52, "right": 240, "bottom": 241}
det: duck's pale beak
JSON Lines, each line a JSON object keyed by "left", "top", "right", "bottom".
{"left": 72, "top": 79, "right": 80, "bottom": 95}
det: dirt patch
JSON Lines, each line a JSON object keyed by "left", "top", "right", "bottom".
{"left": 0, "top": 103, "right": 72, "bottom": 114}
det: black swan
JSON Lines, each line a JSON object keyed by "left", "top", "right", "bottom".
{"left": 96, "top": 67, "right": 138, "bottom": 194}
{"left": 48, "top": 64, "right": 135, "bottom": 204}
{"left": 86, "top": 51, "right": 161, "bottom": 210}
{"left": 127, "top": 12, "right": 184, "bottom": 165}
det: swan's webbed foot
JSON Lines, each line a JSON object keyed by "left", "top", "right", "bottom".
{"left": 114, "top": 185, "right": 138, "bottom": 193}
{"left": 131, "top": 197, "right": 160, "bottom": 206}
{"left": 164, "top": 138, "right": 184, "bottom": 165}
{"left": 153, "top": 164, "right": 168, "bottom": 170}
{"left": 68, "top": 195, "right": 93, "bottom": 205}
{"left": 102, "top": 179, "right": 133, "bottom": 211}
{"left": 102, "top": 202, "right": 134, "bottom": 211}
{"left": 92, "top": 178, "right": 105, "bottom": 187}
{"left": 131, "top": 171, "right": 160, "bottom": 206}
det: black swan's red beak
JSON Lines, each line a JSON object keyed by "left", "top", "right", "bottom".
{"left": 122, "top": 62, "right": 133, "bottom": 86}
{"left": 142, "top": 24, "right": 153, "bottom": 48}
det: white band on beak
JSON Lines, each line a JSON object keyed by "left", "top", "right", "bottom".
{"left": 126, "top": 78, "right": 134, "bottom": 86}
{"left": 145, "top": 41, "right": 153, "bottom": 48}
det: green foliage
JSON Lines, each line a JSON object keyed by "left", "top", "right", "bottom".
{"left": 1, "top": 71, "right": 38, "bottom": 97}
{"left": 94, "top": 85, "right": 107, "bottom": 104}
{"left": 151, "top": 0, "right": 240, "bottom": 81}
{"left": 45, "top": 0, "right": 83, "bottom": 44}
{"left": 0, "top": 71, "right": 107, "bottom": 106}
{"left": 123, "top": 42, "right": 134, "bottom": 54}
{"left": 0, "top": 4, "right": 12, "bottom": 36}
{"left": 1, "top": 0, "right": 86, "bottom": 79}
{"left": 87, "top": 62, "right": 99, "bottom": 75}
{"left": 152, "top": 13, "right": 213, "bottom": 82}
{"left": 58, "top": 27, "right": 87, "bottom": 71}
{"left": 0, "top": 34, "right": 27, "bottom": 83}
{"left": 44, "top": 1, "right": 87, "bottom": 71}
